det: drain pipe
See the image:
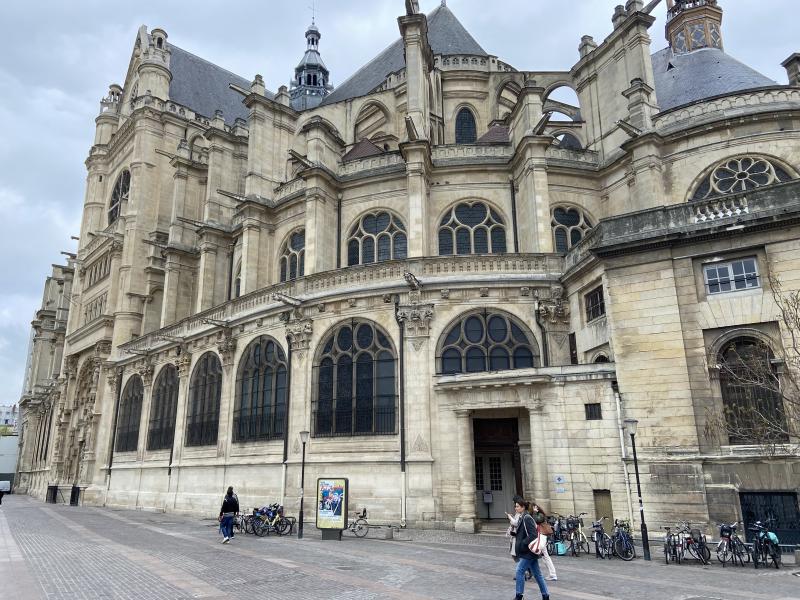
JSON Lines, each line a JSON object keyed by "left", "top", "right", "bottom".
{"left": 280, "top": 333, "right": 294, "bottom": 507}
{"left": 612, "top": 380, "right": 635, "bottom": 528}
{"left": 393, "top": 295, "right": 407, "bottom": 528}
{"left": 533, "top": 300, "right": 549, "bottom": 367}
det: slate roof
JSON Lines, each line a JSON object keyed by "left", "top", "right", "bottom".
{"left": 476, "top": 125, "right": 510, "bottom": 145}
{"left": 342, "top": 138, "right": 386, "bottom": 162}
{"left": 652, "top": 46, "right": 776, "bottom": 112}
{"left": 321, "top": 4, "right": 488, "bottom": 106}
{"left": 169, "top": 45, "right": 271, "bottom": 124}
{"left": 296, "top": 49, "right": 328, "bottom": 72}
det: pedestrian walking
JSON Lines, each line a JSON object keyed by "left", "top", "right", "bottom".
{"left": 512, "top": 495, "right": 549, "bottom": 600}
{"left": 218, "top": 486, "right": 239, "bottom": 544}
{"left": 530, "top": 501, "right": 557, "bottom": 582}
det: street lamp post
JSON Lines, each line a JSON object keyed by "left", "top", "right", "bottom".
{"left": 298, "top": 430, "right": 310, "bottom": 540}
{"left": 624, "top": 418, "right": 651, "bottom": 561}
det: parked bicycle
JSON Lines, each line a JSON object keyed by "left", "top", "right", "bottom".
{"left": 345, "top": 507, "right": 369, "bottom": 538}
{"left": 251, "top": 503, "right": 291, "bottom": 537}
{"left": 591, "top": 517, "right": 613, "bottom": 559}
{"left": 677, "top": 522, "right": 710, "bottom": 564}
{"left": 546, "top": 514, "right": 567, "bottom": 556}
{"left": 716, "top": 522, "right": 749, "bottom": 567}
{"left": 663, "top": 525, "right": 684, "bottom": 564}
{"left": 565, "top": 512, "right": 590, "bottom": 556}
{"left": 750, "top": 519, "right": 781, "bottom": 569}
{"left": 610, "top": 519, "right": 636, "bottom": 561}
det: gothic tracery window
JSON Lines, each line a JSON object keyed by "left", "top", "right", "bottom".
{"left": 116, "top": 375, "right": 143, "bottom": 453}
{"left": 234, "top": 337, "right": 288, "bottom": 443}
{"left": 347, "top": 212, "right": 407, "bottom": 266}
{"left": 691, "top": 157, "right": 793, "bottom": 201}
{"left": 147, "top": 365, "right": 178, "bottom": 451}
{"left": 108, "top": 170, "right": 131, "bottom": 225}
{"left": 455, "top": 108, "right": 477, "bottom": 144}
{"left": 280, "top": 230, "right": 305, "bottom": 282}
{"left": 551, "top": 206, "right": 594, "bottom": 253}
{"left": 186, "top": 352, "right": 222, "bottom": 447}
{"left": 314, "top": 320, "right": 397, "bottom": 437}
{"left": 718, "top": 337, "right": 788, "bottom": 445}
{"left": 439, "top": 311, "right": 539, "bottom": 375}
{"left": 438, "top": 202, "right": 507, "bottom": 256}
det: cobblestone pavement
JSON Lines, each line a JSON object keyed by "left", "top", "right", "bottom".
{"left": 2, "top": 495, "right": 799, "bottom": 600}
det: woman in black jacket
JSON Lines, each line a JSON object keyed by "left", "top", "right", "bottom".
{"left": 513, "top": 495, "right": 549, "bottom": 600}
{"left": 218, "top": 486, "right": 239, "bottom": 544}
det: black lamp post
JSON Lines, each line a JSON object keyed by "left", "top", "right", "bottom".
{"left": 298, "top": 430, "right": 310, "bottom": 539}
{"left": 625, "top": 418, "right": 651, "bottom": 561}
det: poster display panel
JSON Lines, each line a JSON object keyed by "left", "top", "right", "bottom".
{"left": 316, "top": 478, "right": 348, "bottom": 530}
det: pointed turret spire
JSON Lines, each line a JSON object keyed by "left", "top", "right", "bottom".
{"left": 289, "top": 16, "right": 333, "bottom": 110}
{"left": 666, "top": 0, "right": 723, "bottom": 54}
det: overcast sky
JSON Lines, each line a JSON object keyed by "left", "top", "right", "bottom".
{"left": 0, "top": 0, "right": 795, "bottom": 405}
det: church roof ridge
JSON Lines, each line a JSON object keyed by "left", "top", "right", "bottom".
{"left": 321, "top": 3, "right": 489, "bottom": 106}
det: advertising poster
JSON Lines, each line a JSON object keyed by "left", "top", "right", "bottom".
{"left": 316, "top": 478, "right": 348, "bottom": 530}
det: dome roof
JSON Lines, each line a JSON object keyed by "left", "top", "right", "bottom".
{"left": 296, "top": 49, "right": 327, "bottom": 72}
{"left": 652, "top": 46, "right": 776, "bottom": 112}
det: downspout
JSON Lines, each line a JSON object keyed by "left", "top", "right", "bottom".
{"left": 280, "top": 334, "right": 293, "bottom": 507}
{"left": 336, "top": 194, "right": 342, "bottom": 269}
{"left": 509, "top": 177, "right": 520, "bottom": 253}
{"left": 393, "top": 295, "right": 407, "bottom": 527}
{"left": 105, "top": 366, "right": 124, "bottom": 500}
{"left": 533, "top": 301, "right": 549, "bottom": 367}
{"left": 226, "top": 243, "right": 235, "bottom": 300}
{"left": 613, "top": 381, "right": 635, "bottom": 528}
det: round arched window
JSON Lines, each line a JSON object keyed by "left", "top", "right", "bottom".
{"left": 314, "top": 320, "right": 396, "bottom": 437}
{"left": 147, "top": 365, "right": 178, "bottom": 451}
{"left": 455, "top": 108, "right": 477, "bottom": 144}
{"left": 347, "top": 212, "right": 407, "bottom": 266}
{"left": 108, "top": 170, "right": 131, "bottom": 225}
{"left": 280, "top": 230, "right": 305, "bottom": 282}
{"left": 551, "top": 206, "right": 593, "bottom": 253}
{"left": 691, "top": 156, "right": 793, "bottom": 201}
{"left": 234, "top": 337, "right": 288, "bottom": 442}
{"left": 439, "top": 202, "right": 507, "bottom": 256}
{"left": 439, "top": 311, "right": 539, "bottom": 375}
{"left": 186, "top": 352, "right": 223, "bottom": 447}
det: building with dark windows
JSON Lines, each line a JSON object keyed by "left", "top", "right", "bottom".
{"left": 16, "top": 0, "right": 800, "bottom": 542}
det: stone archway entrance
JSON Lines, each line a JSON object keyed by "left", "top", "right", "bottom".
{"left": 473, "top": 418, "right": 522, "bottom": 520}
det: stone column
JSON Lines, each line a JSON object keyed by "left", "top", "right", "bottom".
{"left": 215, "top": 332, "right": 237, "bottom": 458}
{"left": 170, "top": 352, "right": 193, "bottom": 469}
{"left": 454, "top": 408, "right": 477, "bottom": 533}
{"left": 528, "top": 405, "right": 551, "bottom": 512}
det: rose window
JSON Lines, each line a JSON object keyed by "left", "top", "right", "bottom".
{"left": 691, "top": 156, "right": 793, "bottom": 201}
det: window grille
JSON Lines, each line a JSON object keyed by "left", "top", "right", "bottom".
{"left": 585, "top": 286, "right": 606, "bottom": 322}
{"left": 313, "top": 320, "right": 397, "bottom": 437}
{"left": 108, "top": 170, "right": 130, "bottom": 225}
{"left": 233, "top": 337, "right": 288, "bottom": 443}
{"left": 116, "top": 375, "right": 143, "bottom": 453}
{"left": 438, "top": 202, "right": 506, "bottom": 256}
{"left": 455, "top": 108, "right": 477, "bottom": 144}
{"left": 147, "top": 365, "right": 178, "bottom": 451}
{"left": 186, "top": 352, "right": 222, "bottom": 447}
{"left": 489, "top": 457, "right": 503, "bottom": 491}
{"left": 691, "top": 157, "right": 793, "bottom": 201}
{"left": 279, "top": 230, "right": 305, "bottom": 282}
{"left": 475, "top": 457, "right": 483, "bottom": 490}
{"left": 347, "top": 212, "right": 407, "bottom": 266}
{"left": 585, "top": 403, "right": 602, "bottom": 420}
{"left": 439, "top": 310, "right": 539, "bottom": 375}
{"left": 704, "top": 258, "right": 760, "bottom": 295}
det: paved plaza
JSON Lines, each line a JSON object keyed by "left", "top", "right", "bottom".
{"left": 1, "top": 495, "right": 798, "bottom": 600}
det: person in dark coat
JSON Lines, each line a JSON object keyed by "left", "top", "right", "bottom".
{"left": 218, "top": 486, "right": 239, "bottom": 544}
{"left": 513, "top": 495, "right": 549, "bottom": 600}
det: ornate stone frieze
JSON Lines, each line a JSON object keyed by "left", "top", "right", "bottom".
{"left": 63, "top": 355, "right": 79, "bottom": 379}
{"left": 286, "top": 318, "right": 313, "bottom": 358}
{"left": 176, "top": 352, "right": 193, "bottom": 378}
{"left": 536, "top": 285, "right": 570, "bottom": 325}
{"left": 397, "top": 304, "right": 435, "bottom": 339}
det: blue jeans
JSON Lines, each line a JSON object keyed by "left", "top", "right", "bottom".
{"left": 516, "top": 556, "right": 548, "bottom": 597}
{"left": 220, "top": 516, "right": 234, "bottom": 539}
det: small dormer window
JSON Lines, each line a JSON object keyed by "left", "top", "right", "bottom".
{"left": 156, "top": 38, "right": 163, "bottom": 49}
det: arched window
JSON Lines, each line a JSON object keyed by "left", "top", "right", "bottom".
{"left": 455, "top": 108, "right": 477, "bottom": 144}
{"left": 691, "top": 156, "right": 794, "bottom": 201}
{"left": 116, "top": 375, "right": 143, "bottom": 453}
{"left": 594, "top": 354, "right": 610, "bottom": 364}
{"left": 438, "top": 202, "right": 506, "bottom": 256}
{"left": 439, "top": 311, "right": 539, "bottom": 375}
{"left": 280, "top": 230, "right": 305, "bottom": 282}
{"left": 232, "top": 262, "right": 242, "bottom": 299}
{"left": 234, "top": 337, "right": 288, "bottom": 443}
{"left": 314, "top": 320, "right": 397, "bottom": 437}
{"left": 108, "top": 170, "right": 131, "bottom": 225}
{"left": 551, "top": 206, "right": 594, "bottom": 253}
{"left": 347, "top": 212, "right": 407, "bottom": 266}
{"left": 186, "top": 352, "right": 223, "bottom": 447}
{"left": 147, "top": 365, "right": 178, "bottom": 451}
{"left": 718, "top": 337, "right": 788, "bottom": 445}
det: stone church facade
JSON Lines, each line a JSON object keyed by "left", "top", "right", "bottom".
{"left": 16, "top": 0, "right": 800, "bottom": 538}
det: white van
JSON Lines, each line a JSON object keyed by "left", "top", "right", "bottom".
{"left": 0, "top": 481, "right": 11, "bottom": 493}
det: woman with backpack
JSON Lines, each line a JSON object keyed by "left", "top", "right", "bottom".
{"left": 512, "top": 495, "right": 549, "bottom": 600}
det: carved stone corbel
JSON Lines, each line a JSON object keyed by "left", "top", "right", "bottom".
{"left": 176, "top": 352, "right": 193, "bottom": 378}
{"left": 217, "top": 330, "right": 237, "bottom": 368}
{"left": 286, "top": 318, "right": 313, "bottom": 360}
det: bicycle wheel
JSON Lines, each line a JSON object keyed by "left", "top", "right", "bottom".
{"left": 675, "top": 541, "right": 683, "bottom": 565}
{"left": 700, "top": 544, "right": 711, "bottom": 564}
{"left": 615, "top": 536, "right": 635, "bottom": 561}
{"left": 579, "top": 532, "right": 591, "bottom": 555}
{"left": 352, "top": 518, "right": 369, "bottom": 538}
{"left": 716, "top": 540, "right": 730, "bottom": 566}
{"left": 769, "top": 544, "right": 781, "bottom": 569}
{"left": 245, "top": 517, "right": 256, "bottom": 535}
{"left": 276, "top": 517, "right": 292, "bottom": 536}
{"left": 687, "top": 543, "right": 702, "bottom": 563}
{"left": 734, "top": 539, "right": 750, "bottom": 564}
{"left": 255, "top": 521, "right": 269, "bottom": 537}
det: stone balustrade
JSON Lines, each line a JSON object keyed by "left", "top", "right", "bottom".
{"left": 339, "top": 152, "right": 405, "bottom": 177}
{"left": 274, "top": 177, "right": 307, "bottom": 202}
{"left": 432, "top": 144, "right": 513, "bottom": 162}
{"left": 545, "top": 146, "right": 600, "bottom": 168}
